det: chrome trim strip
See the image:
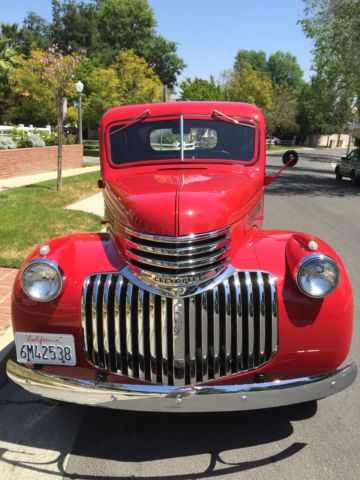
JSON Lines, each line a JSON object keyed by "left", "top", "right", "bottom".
{"left": 7, "top": 360, "right": 357, "bottom": 413}
{"left": 127, "top": 238, "right": 230, "bottom": 256}
{"left": 128, "top": 248, "right": 228, "bottom": 269}
{"left": 114, "top": 276, "right": 122, "bottom": 371}
{"left": 201, "top": 292, "right": 208, "bottom": 381}
{"left": 92, "top": 274, "right": 101, "bottom": 359}
{"left": 173, "top": 297, "right": 186, "bottom": 386}
{"left": 103, "top": 274, "right": 112, "bottom": 366}
{"left": 234, "top": 274, "right": 242, "bottom": 371}
{"left": 270, "top": 276, "right": 278, "bottom": 355}
{"left": 257, "top": 272, "right": 266, "bottom": 360}
{"left": 81, "top": 276, "right": 90, "bottom": 354}
{"left": 125, "top": 226, "right": 230, "bottom": 244}
{"left": 125, "top": 281, "right": 133, "bottom": 377}
{"left": 245, "top": 272, "right": 254, "bottom": 369}
{"left": 213, "top": 288, "right": 220, "bottom": 376}
{"left": 138, "top": 289, "right": 145, "bottom": 380}
{"left": 224, "top": 278, "right": 232, "bottom": 375}
{"left": 161, "top": 296, "right": 168, "bottom": 384}
{"left": 149, "top": 293, "right": 157, "bottom": 383}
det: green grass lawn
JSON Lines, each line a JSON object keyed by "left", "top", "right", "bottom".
{"left": 0, "top": 171, "right": 102, "bottom": 268}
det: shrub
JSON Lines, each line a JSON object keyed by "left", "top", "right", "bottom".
{"left": 39, "top": 131, "right": 57, "bottom": 146}
{"left": 0, "top": 135, "right": 16, "bottom": 149}
{"left": 28, "top": 132, "right": 46, "bottom": 147}
{"left": 10, "top": 128, "right": 32, "bottom": 148}
{"left": 63, "top": 134, "right": 77, "bottom": 145}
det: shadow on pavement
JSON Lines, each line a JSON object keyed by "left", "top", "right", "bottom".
{"left": 62, "top": 402, "right": 315, "bottom": 479}
{"left": 0, "top": 379, "right": 316, "bottom": 479}
{"left": 265, "top": 169, "right": 360, "bottom": 197}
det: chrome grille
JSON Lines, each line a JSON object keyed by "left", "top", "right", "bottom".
{"left": 82, "top": 270, "right": 277, "bottom": 386}
{"left": 125, "top": 228, "right": 230, "bottom": 284}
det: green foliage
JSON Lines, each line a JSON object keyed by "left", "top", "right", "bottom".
{"left": 97, "top": 0, "right": 155, "bottom": 54}
{"left": 145, "top": 35, "right": 186, "bottom": 89}
{"left": 51, "top": 0, "right": 100, "bottom": 54}
{"left": 267, "top": 51, "right": 304, "bottom": 91}
{"left": 8, "top": 49, "right": 56, "bottom": 125}
{"left": 10, "top": 128, "right": 32, "bottom": 148}
{"left": 179, "top": 76, "right": 223, "bottom": 101}
{"left": 114, "top": 50, "right": 162, "bottom": 104}
{"left": 39, "top": 130, "right": 58, "bottom": 146}
{"left": 83, "top": 50, "right": 162, "bottom": 129}
{"left": 234, "top": 50, "right": 267, "bottom": 74}
{"left": 297, "top": 78, "right": 352, "bottom": 136}
{"left": 266, "top": 86, "right": 298, "bottom": 136}
{"left": 63, "top": 133, "right": 77, "bottom": 144}
{"left": 222, "top": 62, "right": 272, "bottom": 111}
{"left": 301, "top": 1, "right": 360, "bottom": 104}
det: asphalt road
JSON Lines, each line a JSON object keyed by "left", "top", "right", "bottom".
{"left": 0, "top": 147, "right": 359, "bottom": 480}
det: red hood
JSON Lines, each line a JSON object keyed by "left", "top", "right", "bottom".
{"left": 105, "top": 165, "right": 264, "bottom": 236}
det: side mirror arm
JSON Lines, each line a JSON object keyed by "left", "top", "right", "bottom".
{"left": 264, "top": 150, "right": 299, "bottom": 186}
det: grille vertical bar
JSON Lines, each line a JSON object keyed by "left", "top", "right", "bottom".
{"left": 82, "top": 270, "right": 277, "bottom": 386}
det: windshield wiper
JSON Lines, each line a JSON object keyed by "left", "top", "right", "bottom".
{"left": 110, "top": 109, "right": 151, "bottom": 136}
{"left": 212, "top": 109, "right": 255, "bottom": 128}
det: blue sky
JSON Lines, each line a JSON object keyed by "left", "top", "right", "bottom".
{"left": 1, "top": 0, "right": 314, "bottom": 82}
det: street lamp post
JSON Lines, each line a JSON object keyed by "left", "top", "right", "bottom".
{"left": 75, "top": 80, "right": 84, "bottom": 144}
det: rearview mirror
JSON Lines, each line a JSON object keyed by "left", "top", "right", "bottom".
{"left": 282, "top": 150, "right": 299, "bottom": 167}
{"left": 265, "top": 150, "right": 299, "bottom": 186}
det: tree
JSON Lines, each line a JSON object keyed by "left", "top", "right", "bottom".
{"left": 301, "top": 0, "right": 360, "bottom": 111}
{"left": 0, "top": 36, "right": 19, "bottom": 122}
{"left": 234, "top": 49, "right": 267, "bottom": 74}
{"left": 267, "top": 51, "right": 304, "bottom": 91}
{"left": 179, "top": 76, "right": 223, "bottom": 101}
{"left": 83, "top": 66, "right": 121, "bottom": 128}
{"left": 145, "top": 35, "right": 186, "bottom": 89}
{"left": 222, "top": 62, "right": 272, "bottom": 111}
{"left": 114, "top": 50, "right": 162, "bottom": 105}
{"left": 297, "top": 77, "right": 352, "bottom": 138}
{"left": 96, "top": 0, "right": 155, "bottom": 57}
{"left": 83, "top": 50, "right": 162, "bottom": 129}
{"left": 50, "top": 0, "right": 99, "bottom": 55}
{"left": 21, "top": 12, "right": 51, "bottom": 53}
{"left": 266, "top": 86, "right": 298, "bottom": 136}
{"left": 41, "top": 46, "right": 83, "bottom": 191}
{"left": 8, "top": 49, "right": 55, "bottom": 125}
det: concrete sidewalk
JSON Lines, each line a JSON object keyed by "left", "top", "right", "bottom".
{"left": 0, "top": 165, "right": 99, "bottom": 190}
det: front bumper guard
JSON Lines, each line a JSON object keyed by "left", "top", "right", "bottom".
{"left": 6, "top": 360, "right": 357, "bottom": 412}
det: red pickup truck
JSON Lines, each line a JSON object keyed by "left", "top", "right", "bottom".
{"left": 7, "top": 101, "right": 356, "bottom": 412}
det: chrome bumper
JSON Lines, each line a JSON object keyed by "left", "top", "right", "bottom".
{"left": 6, "top": 360, "right": 357, "bottom": 413}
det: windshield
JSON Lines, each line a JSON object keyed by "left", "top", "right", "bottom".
{"left": 109, "top": 117, "right": 255, "bottom": 165}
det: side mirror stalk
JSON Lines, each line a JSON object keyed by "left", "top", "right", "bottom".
{"left": 265, "top": 150, "right": 299, "bottom": 186}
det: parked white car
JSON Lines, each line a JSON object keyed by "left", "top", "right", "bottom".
{"left": 266, "top": 136, "right": 281, "bottom": 146}
{"left": 335, "top": 149, "right": 360, "bottom": 186}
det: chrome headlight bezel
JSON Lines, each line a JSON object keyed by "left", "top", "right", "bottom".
{"left": 296, "top": 253, "right": 339, "bottom": 298}
{"left": 20, "top": 258, "right": 64, "bottom": 302}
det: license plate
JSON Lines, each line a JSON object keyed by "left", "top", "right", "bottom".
{"left": 15, "top": 332, "right": 76, "bottom": 366}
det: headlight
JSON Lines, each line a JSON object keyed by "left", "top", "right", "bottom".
{"left": 296, "top": 254, "right": 339, "bottom": 298}
{"left": 21, "top": 259, "right": 63, "bottom": 302}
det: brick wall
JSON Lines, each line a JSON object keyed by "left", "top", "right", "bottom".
{"left": 0, "top": 145, "right": 83, "bottom": 179}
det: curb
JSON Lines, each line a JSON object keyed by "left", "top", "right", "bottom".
{"left": 0, "top": 326, "right": 15, "bottom": 387}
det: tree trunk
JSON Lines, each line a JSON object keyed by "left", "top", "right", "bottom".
{"left": 57, "top": 100, "right": 63, "bottom": 192}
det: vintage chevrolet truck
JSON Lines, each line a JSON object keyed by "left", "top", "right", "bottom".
{"left": 7, "top": 101, "right": 357, "bottom": 412}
